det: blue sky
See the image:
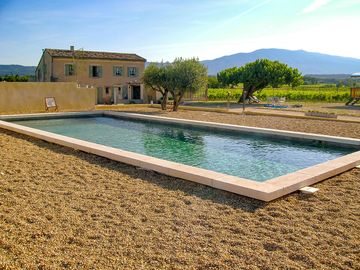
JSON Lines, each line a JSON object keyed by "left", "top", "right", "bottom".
{"left": 0, "top": 0, "right": 359, "bottom": 65}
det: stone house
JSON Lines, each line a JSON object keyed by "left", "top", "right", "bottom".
{"left": 35, "top": 46, "right": 150, "bottom": 104}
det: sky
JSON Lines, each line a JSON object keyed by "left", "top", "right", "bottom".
{"left": 0, "top": 0, "right": 360, "bottom": 65}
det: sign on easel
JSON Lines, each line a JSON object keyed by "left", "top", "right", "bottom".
{"left": 45, "top": 97, "right": 58, "bottom": 111}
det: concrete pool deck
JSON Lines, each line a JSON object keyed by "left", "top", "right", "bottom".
{"left": 0, "top": 111, "right": 359, "bottom": 201}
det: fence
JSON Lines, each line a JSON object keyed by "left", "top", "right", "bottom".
{"left": 182, "top": 87, "right": 208, "bottom": 101}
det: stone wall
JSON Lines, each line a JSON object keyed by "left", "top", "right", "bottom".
{"left": 0, "top": 82, "right": 96, "bottom": 114}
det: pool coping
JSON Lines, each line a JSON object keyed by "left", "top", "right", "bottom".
{"left": 0, "top": 111, "right": 359, "bottom": 202}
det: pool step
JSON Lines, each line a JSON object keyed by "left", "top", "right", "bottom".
{"left": 299, "top": 186, "right": 319, "bottom": 194}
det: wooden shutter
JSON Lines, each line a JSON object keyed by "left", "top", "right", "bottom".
{"left": 113, "top": 66, "right": 116, "bottom": 76}
{"left": 89, "top": 66, "right": 92, "bottom": 77}
{"left": 98, "top": 66, "right": 103, "bottom": 78}
{"left": 111, "top": 87, "right": 115, "bottom": 101}
{"left": 65, "top": 64, "right": 69, "bottom": 76}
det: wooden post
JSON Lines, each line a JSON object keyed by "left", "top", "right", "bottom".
{"left": 242, "top": 89, "right": 247, "bottom": 114}
{"left": 227, "top": 91, "right": 230, "bottom": 110}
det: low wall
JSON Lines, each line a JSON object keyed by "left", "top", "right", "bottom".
{"left": 0, "top": 82, "right": 96, "bottom": 114}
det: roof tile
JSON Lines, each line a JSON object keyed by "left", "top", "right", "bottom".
{"left": 45, "top": 49, "right": 146, "bottom": 62}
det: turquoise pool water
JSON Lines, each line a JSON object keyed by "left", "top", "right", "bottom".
{"left": 12, "top": 116, "right": 355, "bottom": 182}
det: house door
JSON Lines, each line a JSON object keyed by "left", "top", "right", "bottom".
{"left": 132, "top": 85, "right": 141, "bottom": 99}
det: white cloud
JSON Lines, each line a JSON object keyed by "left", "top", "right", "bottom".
{"left": 303, "top": 0, "right": 330, "bottom": 13}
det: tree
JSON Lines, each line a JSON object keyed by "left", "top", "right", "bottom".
{"left": 143, "top": 58, "right": 207, "bottom": 111}
{"left": 142, "top": 63, "right": 169, "bottom": 110}
{"left": 217, "top": 67, "right": 241, "bottom": 88}
{"left": 0, "top": 74, "right": 29, "bottom": 82}
{"left": 285, "top": 68, "right": 303, "bottom": 88}
{"left": 168, "top": 58, "right": 207, "bottom": 111}
{"left": 207, "top": 76, "right": 222, "bottom": 88}
{"left": 217, "top": 59, "right": 303, "bottom": 102}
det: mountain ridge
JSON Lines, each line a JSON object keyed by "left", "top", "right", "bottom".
{"left": 201, "top": 48, "right": 360, "bottom": 75}
{"left": 0, "top": 65, "right": 36, "bottom": 76}
{"left": 2, "top": 49, "right": 360, "bottom": 76}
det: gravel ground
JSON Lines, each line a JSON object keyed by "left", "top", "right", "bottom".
{"left": 104, "top": 106, "right": 360, "bottom": 138}
{"left": 0, "top": 109, "right": 359, "bottom": 269}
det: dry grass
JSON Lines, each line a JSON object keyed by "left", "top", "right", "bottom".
{"left": 1, "top": 109, "right": 360, "bottom": 269}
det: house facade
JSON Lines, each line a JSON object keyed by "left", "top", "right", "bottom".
{"left": 35, "top": 46, "right": 149, "bottom": 104}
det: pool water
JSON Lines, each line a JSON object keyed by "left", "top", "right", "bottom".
{"left": 13, "top": 116, "right": 355, "bottom": 182}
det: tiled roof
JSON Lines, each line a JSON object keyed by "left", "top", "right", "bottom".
{"left": 45, "top": 49, "right": 146, "bottom": 62}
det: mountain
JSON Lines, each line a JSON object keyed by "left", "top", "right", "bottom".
{"left": 4, "top": 49, "right": 360, "bottom": 76}
{"left": 201, "top": 49, "right": 360, "bottom": 75}
{"left": 0, "top": 65, "right": 36, "bottom": 76}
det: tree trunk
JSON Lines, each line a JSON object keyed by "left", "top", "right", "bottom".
{"left": 161, "top": 90, "right": 169, "bottom": 110}
{"left": 172, "top": 92, "right": 184, "bottom": 111}
{"left": 238, "top": 85, "right": 256, "bottom": 102}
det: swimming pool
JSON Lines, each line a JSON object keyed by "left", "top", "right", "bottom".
{"left": 10, "top": 115, "right": 355, "bottom": 182}
{"left": 1, "top": 111, "right": 359, "bottom": 201}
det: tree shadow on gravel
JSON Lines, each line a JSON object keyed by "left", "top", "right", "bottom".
{"left": 324, "top": 105, "right": 360, "bottom": 111}
{"left": 4, "top": 129, "right": 267, "bottom": 213}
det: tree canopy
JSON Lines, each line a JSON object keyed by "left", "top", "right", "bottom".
{"left": 0, "top": 74, "right": 29, "bottom": 82}
{"left": 207, "top": 76, "right": 222, "bottom": 88}
{"left": 143, "top": 58, "right": 207, "bottom": 111}
{"left": 169, "top": 58, "right": 207, "bottom": 111}
{"left": 142, "top": 63, "right": 169, "bottom": 110}
{"left": 217, "top": 59, "right": 303, "bottom": 102}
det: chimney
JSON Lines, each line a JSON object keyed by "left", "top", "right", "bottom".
{"left": 70, "top": 45, "right": 74, "bottom": 51}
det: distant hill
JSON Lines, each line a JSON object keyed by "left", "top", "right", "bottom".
{"left": 201, "top": 49, "right": 360, "bottom": 75}
{"left": 4, "top": 49, "right": 360, "bottom": 77}
{"left": 305, "top": 74, "right": 351, "bottom": 80}
{"left": 0, "top": 65, "right": 36, "bottom": 76}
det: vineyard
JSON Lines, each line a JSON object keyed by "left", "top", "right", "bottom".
{"left": 207, "top": 86, "right": 351, "bottom": 102}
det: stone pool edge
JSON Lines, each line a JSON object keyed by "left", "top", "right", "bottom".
{"left": 0, "top": 111, "right": 359, "bottom": 202}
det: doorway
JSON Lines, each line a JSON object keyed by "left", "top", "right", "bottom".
{"left": 132, "top": 85, "right": 141, "bottom": 100}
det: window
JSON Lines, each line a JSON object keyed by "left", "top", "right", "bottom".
{"left": 113, "top": 66, "right": 123, "bottom": 76}
{"left": 128, "top": 67, "right": 138, "bottom": 77}
{"left": 65, "top": 64, "right": 75, "bottom": 76}
{"left": 89, "top": 65, "right": 102, "bottom": 78}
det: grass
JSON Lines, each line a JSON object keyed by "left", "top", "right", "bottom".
{"left": 208, "top": 87, "right": 351, "bottom": 102}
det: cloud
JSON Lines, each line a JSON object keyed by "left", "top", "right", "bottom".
{"left": 303, "top": 0, "right": 330, "bottom": 13}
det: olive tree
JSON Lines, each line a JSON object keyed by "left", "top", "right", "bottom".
{"left": 217, "top": 59, "right": 303, "bottom": 102}
{"left": 143, "top": 58, "right": 207, "bottom": 111}
{"left": 168, "top": 58, "right": 208, "bottom": 111}
{"left": 217, "top": 67, "right": 241, "bottom": 88}
{"left": 142, "top": 63, "right": 169, "bottom": 110}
